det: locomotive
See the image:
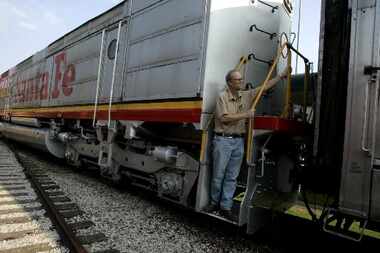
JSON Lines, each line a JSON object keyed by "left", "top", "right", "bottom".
{"left": 0, "top": 0, "right": 379, "bottom": 240}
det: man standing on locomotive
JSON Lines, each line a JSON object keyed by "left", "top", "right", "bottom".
{"left": 204, "top": 68, "right": 289, "bottom": 220}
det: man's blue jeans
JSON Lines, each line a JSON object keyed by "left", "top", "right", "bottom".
{"left": 211, "top": 136, "right": 244, "bottom": 210}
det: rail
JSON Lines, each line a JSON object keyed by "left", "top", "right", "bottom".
{"left": 256, "top": 0, "right": 279, "bottom": 13}
{"left": 201, "top": 42, "right": 311, "bottom": 164}
{"left": 248, "top": 53, "right": 273, "bottom": 66}
{"left": 246, "top": 42, "right": 288, "bottom": 162}
{"left": 108, "top": 21, "right": 123, "bottom": 128}
{"left": 93, "top": 29, "right": 106, "bottom": 127}
{"left": 246, "top": 42, "right": 310, "bottom": 162}
{"left": 14, "top": 149, "right": 88, "bottom": 253}
{"left": 249, "top": 24, "right": 277, "bottom": 40}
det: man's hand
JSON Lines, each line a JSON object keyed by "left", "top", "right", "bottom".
{"left": 280, "top": 66, "right": 292, "bottom": 79}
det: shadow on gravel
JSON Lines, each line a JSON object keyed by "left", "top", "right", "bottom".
{"left": 10, "top": 141, "right": 378, "bottom": 253}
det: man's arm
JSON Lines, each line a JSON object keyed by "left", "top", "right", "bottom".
{"left": 215, "top": 96, "right": 255, "bottom": 123}
{"left": 259, "top": 66, "right": 291, "bottom": 92}
{"left": 220, "top": 111, "right": 254, "bottom": 123}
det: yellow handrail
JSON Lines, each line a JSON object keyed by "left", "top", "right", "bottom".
{"left": 246, "top": 43, "right": 289, "bottom": 163}
{"left": 235, "top": 56, "right": 249, "bottom": 71}
{"left": 281, "top": 47, "right": 292, "bottom": 118}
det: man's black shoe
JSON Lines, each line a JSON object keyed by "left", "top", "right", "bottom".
{"left": 203, "top": 204, "right": 218, "bottom": 213}
{"left": 220, "top": 209, "right": 234, "bottom": 220}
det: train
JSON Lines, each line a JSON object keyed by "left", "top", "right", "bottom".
{"left": 0, "top": 0, "right": 379, "bottom": 241}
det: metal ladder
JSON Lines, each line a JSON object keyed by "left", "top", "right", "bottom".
{"left": 94, "top": 21, "right": 123, "bottom": 168}
{"left": 323, "top": 208, "right": 368, "bottom": 242}
{"left": 92, "top": 29, "right": 106, "bottom": 128}
{"left": 92, "top": 21, "right": 122, "bottom": 128}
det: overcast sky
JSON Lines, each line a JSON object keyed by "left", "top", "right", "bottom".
{"left": 0, "top": 0, "right": 123, "bottom": 74}
{"left": 292, "top": 0, "right": 322, "bottom": 73}
{"left": 0, "top": 0, "right": 321, "bottom": 74}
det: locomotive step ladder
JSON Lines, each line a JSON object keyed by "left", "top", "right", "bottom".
{"left": 198, "top": 40, "right": 312, "bottom": 232}
{"left": 322, "top": 208, "right": 368, "bottom": 242}
{"left": 93, "top": 21, "right": 123, "bottom": 171}
{"left": 199, "top": 115, "right": 306, "bottom": 225}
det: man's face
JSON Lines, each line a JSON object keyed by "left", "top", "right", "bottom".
{"left": 228, "top": 72, "right": 243, "bottom": 91}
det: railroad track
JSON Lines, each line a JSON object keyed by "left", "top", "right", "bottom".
{"left": 4, "top": 141, "right": 378, "bottom": 253}
{"left": 0, "top": 141, "right": 119, "bottom": 253}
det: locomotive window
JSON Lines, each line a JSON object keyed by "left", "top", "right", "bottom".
{"left": 107, "top": 39, "right": 117, "bottom": 60}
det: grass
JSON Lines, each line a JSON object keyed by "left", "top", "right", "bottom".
{"left": 285, "top": 204, "right": 380, "bottom": 239}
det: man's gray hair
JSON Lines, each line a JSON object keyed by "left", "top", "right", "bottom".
{"left": 225, "top": 70, "right": 240, "bottom": 84}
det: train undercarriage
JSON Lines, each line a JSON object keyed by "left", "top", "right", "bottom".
{"left": 0, "top": 110, "right": 311, "bottom": 235}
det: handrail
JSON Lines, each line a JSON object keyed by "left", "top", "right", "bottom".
{"left": 235, "top": 56, "right": 249, "bottom": 71}
{"left": 93, "top": 30, "right": 106, "bottom": 127}
{"left": 257, "top": 0, "right": 279, "bottom": 13}
{"left": 245, "top": 41, "right": 311, "bottom": 162}
{"left": 361, "top": 79, "right": 371, "bottom": 152}
{"left": 281, "top": 45, "right": 292, "bottom": 118}
{"left": 246, "top": 43, "right": 288, "bottom": 163}
{"left": 108, "top": 21, "right": 122, "bottom": 128}
{"left": 249, "top": 24, "right": 277, "bottom": 40}
{"left": 248, "top": 53, "right": 273, "bottom": 66}
{"left": 287, "top": 42, "right": 309, "bottom": 64}
{"left": 303, "top": 63, "right": 310, "bottom": 122}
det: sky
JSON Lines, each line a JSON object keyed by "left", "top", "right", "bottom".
{"left": 0, "top": 0, "right": 321, "bottom": 75}
{"left": 291, "top": 0, "right": 322, "bottom": 73}
{"left": 0, "top": 0, "right": 123, "bottom": 74}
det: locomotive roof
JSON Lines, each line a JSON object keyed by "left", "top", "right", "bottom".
{"left": 47, "top": 1, "right": 125, "bottom": 49}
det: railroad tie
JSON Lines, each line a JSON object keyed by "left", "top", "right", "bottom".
{"left": 78, "top": 233, "right": 106, "bottom": 245}
{"left": 0, "top": 229, "right": 40, "bottom": 240}
{"left": 0, "top": 192, "right": 29, "bottom": 197}
{"left": 0, "top": 243, "right": 53, "bottom": 253}
{"left": 0, "top": 199, "right": 36, "bottom": 206}
{"left": 0, "top": 215, "right": 40, "bottom": 225}
{"left": 68, "top": 220, "right": 95, "bottom": 231}
{"left": 0, "top": 206, "right": 42, "bottom": 215}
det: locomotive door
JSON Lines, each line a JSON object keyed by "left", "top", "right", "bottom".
{"left": 97, "top": 21, "right": 127, "bottom": 104}
{"left": 371, "top": 1, "right": 380, "bottom": 222}
{"left": 340, "top": 0, "right": 380, "bottom": 221}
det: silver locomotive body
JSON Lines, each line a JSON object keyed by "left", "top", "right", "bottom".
{"left": 0, "top": 0, "right": 294, "bottom": 234}
{"left": 6, "top": 0, "right": 380, "bottom": 240}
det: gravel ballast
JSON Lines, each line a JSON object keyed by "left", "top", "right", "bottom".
{"left": 22, "top": 150, "right": 268, "bottom": 253}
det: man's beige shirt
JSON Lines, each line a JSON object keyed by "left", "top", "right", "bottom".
{"left": 214, "top": 86, "right": 259, "bottom": 134}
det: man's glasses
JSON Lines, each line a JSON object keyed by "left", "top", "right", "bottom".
{"left": 230, "top": 78, "right": 243, "bottom": 82}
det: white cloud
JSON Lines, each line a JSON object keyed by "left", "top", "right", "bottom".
{"left": 18, "top": 21, "right": 38, "bottom": 31}
{"left": 11, "top": 6, "right": 29, "bottom": 19}
{"left": 44, "top": 11, "right": 63, "bottom": 25}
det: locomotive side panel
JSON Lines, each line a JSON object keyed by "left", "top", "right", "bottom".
{"left": 47, "top": 36, "right": 99, "bottom": 106}
{"left": 47, "top": 23, "right": 127, "bottom": 107}
{"left": 3, "top": 3, "right": 128, "bottom": 110}
{"left": 97, "top": 24, "right": 128, "bottom": 104}
{"left": 201, "top": 1, "right": 289, "bottom": 128}
{"left": 0, "top": 72, "right": 9, "bottom": 113}
{"left": 47, "top": 3, "right": 125, "bottom": 57}
{"left": 340, "top": 0, "right": 378, "bottom": 219}
{"left": 131, "top": 0, "right": 160, "bottom": 14}
{"left": 10, "top": 51, "right": 53, "bottom": 110}
{"left": 124, "top": 0, "right": 207, "bottom": 101}
{"left": 46, "top": 6, "right": 127, "bottom": 107}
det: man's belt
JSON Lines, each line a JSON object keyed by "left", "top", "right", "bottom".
{"left": 215, "top": 132, "right": 244, "bottom": 138}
